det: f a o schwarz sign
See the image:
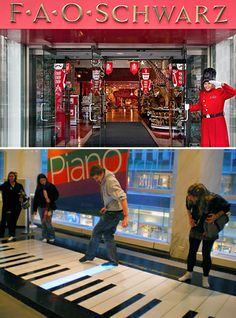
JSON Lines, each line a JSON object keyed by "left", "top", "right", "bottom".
{"left": 0, "top": 1, "right": 235, "bottom": 29}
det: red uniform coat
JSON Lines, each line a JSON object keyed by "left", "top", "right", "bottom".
{"left": 190, "top": 84, "right": 236, "bottom": 147}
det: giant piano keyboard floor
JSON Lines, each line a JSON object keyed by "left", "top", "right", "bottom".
{"left": 0, "top": 239, "right": 235, "bottom": 318}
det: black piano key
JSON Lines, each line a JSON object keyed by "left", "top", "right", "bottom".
{"left": 182, "top": 310, "right": 198, "bottom": 318}
{"left": 48, "top": 275, "right": 91, "bottom": 292}
{"left": 27, "top": 268, "right": 70, "bottom": 282}
{"left": 101, "top": 293, "right": 145, "bottom": 317}
{"left": 0, "top": 248, "right": 14, "bottom": 252}
{"left": 0, "top": 255, "right": 35, "bottom": 265}
{"left": 60, "top": 279, "right": 103, "bottom": 298}
{"left": 0, "top": 245, "right": 9, "bottom": 249}
{"left": 0, "top": 252, "right": 27, "bottom": 260}
{"left": 127, "top": 299, "right": 161, "bottom": 318}
{"left": 19, "top": 264, "right": 61, "bottom": 277}
{"left": 3, "top": 258, "right": 43, "bottom": 268}
{"left": 72, "top": 284, "right": 116, "bottom": 304}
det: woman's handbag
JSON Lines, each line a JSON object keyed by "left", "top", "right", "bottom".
{"left": 204, "top": 212, "right": 230, "bottom": 239}
{"left": 19, "top": 190, "right": 30, "bottom": 209}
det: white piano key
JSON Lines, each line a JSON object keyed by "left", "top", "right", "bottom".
{"left": 32, "top": 259, "right": 105, "bottom": 285}
{"left": 40, "top": 263, "right": 115, "bottom": 290}
{"left": 139, "top": 283, "right": 197, "bottom": 318}
{"left": 0, "top": 255, "right": 41, "bottom": 268}
{"left": 215, "top": 295, "right": 236, "bottom": 318}
{"left": 20, "top": 260, "right": 85, "bottom": 280}
{"left": 91, "top": 274, "right": 167, "bottom": 314}
{"left": 81, "top": 269, "right": 155, "bottom": 309}
{"left": 7, "top": 251, "right": 81, "bottom": 275}
{"left": 195, "top": 291, "right": 230, "bottom": 318}
{"left": 54, "top": 265, "right": 128, "bottom": 295}
{"left": 161, "top": 286, "right": 213, "bottom": 318}
{"left": 109, "top": 279, "right": 181, "bottom": 318}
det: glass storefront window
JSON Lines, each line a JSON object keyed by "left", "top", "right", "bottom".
{"left": 117, "top": 207, "right": 170, "bottom": 242}
{"left": 215, "top": 149, "right": 236, "bottom": 256}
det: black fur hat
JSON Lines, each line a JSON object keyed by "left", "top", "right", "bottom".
{"left": 202, "top": 68, "right": 216, "bottom": 83}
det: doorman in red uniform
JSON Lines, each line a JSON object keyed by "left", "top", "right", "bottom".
{"left": 186, "top": 68, "right": 236, "bottom": 147}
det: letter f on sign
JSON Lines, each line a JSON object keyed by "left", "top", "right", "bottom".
{"left": 11, "top": 3, "right": 24, "bottom": 23}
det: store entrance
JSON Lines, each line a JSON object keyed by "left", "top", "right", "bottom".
{"left": 29, "top": 46, "right": 207, "bottom": 147}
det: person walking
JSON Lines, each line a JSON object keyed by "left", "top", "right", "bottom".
{"left": 0, "top": 171, "right": 26, "bottom": 241}
{"left": 79, "top": 165, "right": 129, "bottom": 266}
{"left": 186, "top": 68, "right": 236, "bottom": 147}
{"left": 33, "top": 174, "right": 59, "bottom": 243}
{"left": 178, "top": 183, "right": 230, "bottom": 288}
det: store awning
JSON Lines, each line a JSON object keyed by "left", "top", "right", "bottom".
{"left": 1, "top": 29, "right": 236, "bottom": 46}
{"left": 1, "top": 0, "right": 236, "bottom": 45}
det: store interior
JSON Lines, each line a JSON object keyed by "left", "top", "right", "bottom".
{"left": 30, "top": 48, "right": 207, "bottom": 147}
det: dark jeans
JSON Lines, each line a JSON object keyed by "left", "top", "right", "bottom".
{"left": 187, "top": 237, "right": 215, "bottom": 276}
{"left": 0, "top": 209, "right": 21, "bottom": 237}
{"left": 38, "top": 207, "right": 55, "bottom": 240}
{"left": 85, "top": 211, "right": 123, "bottom": 263}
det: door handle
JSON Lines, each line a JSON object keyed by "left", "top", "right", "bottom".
{"left": 181, "top": 104, "right": 189, "bottom": 122}
{"left": 40, "top": 103, "right": 49, "bottom": 122}
{"left": 89, "top": 103, "right": 97, "bottom": 122}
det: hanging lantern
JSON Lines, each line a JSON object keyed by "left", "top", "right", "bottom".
{"left": 105, "top": 61, "right": 113, "bottom": 75}
{"left": 130, "top": 61, "right": 139, "bottom": 75}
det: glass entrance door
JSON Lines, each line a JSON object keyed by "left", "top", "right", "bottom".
{"left": 29, "top": 47, "right": 56, "bottom": 147}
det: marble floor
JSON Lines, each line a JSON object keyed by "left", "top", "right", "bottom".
{"left": 0, "top": 239, "right": 235, "bottom": 318}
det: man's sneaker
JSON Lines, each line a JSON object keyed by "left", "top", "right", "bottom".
{"left": 202, "top": 276, "right": 210, "bottom": 288}
{"left": 7, "top": 236, "right": 14, "bottom": 242}
{"left": 79, "top": 256, "right": 93, "bottom": 263}
{"left": 101, "top": 261, "right": 119, "bottom": 267}
{"left": 42, "top": 238, "right": 47, "bottom": 243}
{"left": 49, "top": 239, "right": 55, "bottom": 243}
{"left": 178, "top": 271, "right": 192, "bottom": 282}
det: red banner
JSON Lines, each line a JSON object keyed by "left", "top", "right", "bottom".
{"left": 47, "top": 149, "right": 129, "bottom": 215}
{"left": 54, "top": 63, "right": 65, "bottom": 111}
{"left": 1, "top": 1, "right": 236, "bottom": 30}
{"left": 172, "top": 64, "right": 186, "bottom": 87}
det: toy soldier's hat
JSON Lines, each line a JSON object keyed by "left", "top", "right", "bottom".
{"left": 202, "top": 67, "right": 216, "bottom": 83}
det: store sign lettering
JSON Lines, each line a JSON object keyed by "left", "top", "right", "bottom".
{"left": 49, "top": 149, "right": 123, "bottom": 183}
{"left": 10, "top": 3, "right": 228, "bottom": 24}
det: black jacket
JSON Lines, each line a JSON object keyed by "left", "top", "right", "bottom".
{"left": 0, "top": 181, "right": 24, "bottom": 211}
{"left": 33, "top": 183, "right": 59, "bottom": 211}
{"left": 186, "top": 193, "right": 230, "bottom": 239}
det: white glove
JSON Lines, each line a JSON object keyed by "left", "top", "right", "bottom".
{"left": 185, "top": 103, "right": 189, "bottom": 111}
{"left": 209, "top": 80, "right": 222, "bottom": 88}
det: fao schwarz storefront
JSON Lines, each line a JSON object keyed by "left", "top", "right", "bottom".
{"left": 0, "top": 1, "right": 236, "bottom": 147}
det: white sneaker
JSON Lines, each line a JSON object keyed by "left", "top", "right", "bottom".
{"left": 7, "top": 236, "right": 14, "bottom": 241}
{"left": 49, "top": 239, "right": 55, "bottom": 243}
{"left": 42, "top": 238, "right": 47, "bottom": 243}
{"left": 178, "top": 271, "right": 192, "bottom": 282}
{"left": 202, "top": 276, "right": 210, "bottom": 288}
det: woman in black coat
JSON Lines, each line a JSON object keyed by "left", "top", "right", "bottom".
{"left": 178, "top": 183, "right": 230, "bottom": 288}
{"left": 0, "top": 171, "right": 25, "bottom": 241}
{"left": 33, "top": 174, "right": 59, "bottom": 243}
